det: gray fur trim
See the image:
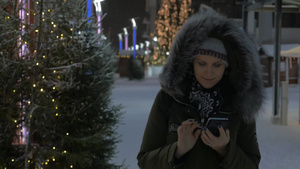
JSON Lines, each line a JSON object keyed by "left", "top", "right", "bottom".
{"left": 159, "top": 10, "right": 264, "bottom": 122}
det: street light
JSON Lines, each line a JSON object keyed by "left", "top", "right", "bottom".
{"left": 123, "top": 27, "right": 128, "bottom": 50}
{"left": 153, "top": 36, "right": 158, "bottom": 48}
{"left": 118, "top": 33, "right": 123, "bottom": 51}
{"left": 93, "top": 0, "right": 104, "bottom": 34}
{"left": 140, "top": 43, "right": 144, "bottom": 50}
{"left": 131, "top": 18, "right": 137, "bottom": 58}
{"left": 145, "top": 41, "right": 150, "bottom": 55}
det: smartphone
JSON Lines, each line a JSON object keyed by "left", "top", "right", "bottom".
{"left": 205, "top": 117, "right": 230, "bottom": 136}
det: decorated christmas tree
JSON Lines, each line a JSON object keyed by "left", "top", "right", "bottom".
{"left": 152, "top": 0, "right": 193, "bottom": 65}
{"left": 0, "top": 0, "right": 122, "bottom": 168}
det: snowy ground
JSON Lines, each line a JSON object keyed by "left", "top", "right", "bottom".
{"left": 111, "top": 75, "right": 300, "bottom": 169}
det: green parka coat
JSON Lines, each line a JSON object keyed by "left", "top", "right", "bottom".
{"left": 137, "top": 10, "right": 264, "bottom": 169}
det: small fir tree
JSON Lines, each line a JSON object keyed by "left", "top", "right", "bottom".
{"left": 0, "top": 0, "right": 122, "bottom": 168}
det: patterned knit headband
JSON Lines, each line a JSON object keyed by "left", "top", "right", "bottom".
{"left": 195, "top": 38, "right": 228, "bottom": 67}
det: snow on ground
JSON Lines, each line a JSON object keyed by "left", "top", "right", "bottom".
{"left": 111, "top": 75, "right": 300, "bottom": 169}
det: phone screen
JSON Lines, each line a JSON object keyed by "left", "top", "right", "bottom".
{"left": 205, "top": 117, "right": 230, "bottom": 136}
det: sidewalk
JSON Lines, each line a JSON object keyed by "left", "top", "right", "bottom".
{"left": 111, "top": 75, "right": 300, "bottom": 169}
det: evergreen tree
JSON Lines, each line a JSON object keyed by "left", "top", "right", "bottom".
{"left": 0, "top": 0, "right": 122, "bottom": 168}
{"left": 153, "top": 0, "right": 193, "bottom": 64}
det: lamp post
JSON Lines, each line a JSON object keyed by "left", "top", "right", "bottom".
{"left": 18, "top": 0, "right": 28, "bottom": 146}
{"left": 93, "top": 0, "right": 104, "bottom": 34}
{"left": 123, "top": 27, "right": 128, "bottom": 50}
{"left": 140, "top": 43, "right": 144, "bottom": 51}
{"left": 145, "top": 41, "right": 150, "bottom": 54}
{"left": 118, "top": 33, "right": 123, "bottom": 51}
{"left": 153, "top": 36, "right": 158, "bottom": 48}
{"left": 131, "top": 18, "right": 137, "bottom": 58}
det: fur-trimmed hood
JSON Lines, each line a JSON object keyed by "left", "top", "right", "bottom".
{"left": 159, "top": 10, "right": 264, "bottom": 122}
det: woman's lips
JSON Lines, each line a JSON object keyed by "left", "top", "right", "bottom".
{"left": 202, "top": 77, "right": 214, "bottom": 81}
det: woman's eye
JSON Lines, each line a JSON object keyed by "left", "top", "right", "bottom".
{"left": 197, "top": 62, "right": 205, "bottom": 66}
{"left": 214, "top": 63, "right": 222, "bottom": 67}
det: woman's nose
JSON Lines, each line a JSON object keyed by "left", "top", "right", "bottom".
{"left": 204, "top": 66, "right": 213, "bottom": 76}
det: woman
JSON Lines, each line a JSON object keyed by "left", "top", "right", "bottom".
{"left": 137, "top": 10, "right": 264, "bottom": 169}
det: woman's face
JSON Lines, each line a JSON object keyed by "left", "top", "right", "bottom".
{"left": 193, "top": 54, "right": 226, "bottom": 89}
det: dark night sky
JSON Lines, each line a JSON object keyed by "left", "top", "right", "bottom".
{"left": 100, "top": 0, "right": 240, "bottom": 51}
{"left": 101, "top": 0, "right": 148, "bottom": 50}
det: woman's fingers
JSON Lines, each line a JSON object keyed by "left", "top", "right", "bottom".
{"left": 176, "top": 119, "right": 202, "bottom": 158}
{"left": 180, "top": 119, "right": 200, "bottom": 134}
{"left": 201, "top": 130, "right": 212, "bottom": 146}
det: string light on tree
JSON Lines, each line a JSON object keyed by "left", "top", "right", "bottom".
{"left": 153, "top": 0, "right": 193, "bottom": 64}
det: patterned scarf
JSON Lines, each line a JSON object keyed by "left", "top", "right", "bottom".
{"left": 188, "top": 77, "right": 223, "bottom": 119}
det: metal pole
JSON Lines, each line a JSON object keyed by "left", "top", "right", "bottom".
{"left": 123, "top": 28, "right": 128, "bottom": 50}
{"left": 133, "top": 28, "right": 137, "bottom": 58}
{"left": 273, "top": 0, "right": 282, "bottom": 117}
{"left": 97, "top": 14, "right": 101, "bottom": 34}
{"left": 298, "top": 58, "right": 300, "bottom": 124}
{"left": 242, "top": 0, "right": 248, "bottom": 32}
{"left": 125, "top": 35, "right": 128, "bottom": 50}
{"left": 87, "top": 0, "right": 92, "bottom": 21}
{"left": 281, "top": 81, "right": 288, "bottom": 125}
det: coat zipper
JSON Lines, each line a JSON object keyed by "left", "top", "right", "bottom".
{"left": 171, "top": 96, "right": 205, "bottom": 125}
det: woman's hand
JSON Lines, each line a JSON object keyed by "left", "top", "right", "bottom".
{"left": 176, "top": 119, "right": 201, "bottom": 159}
{"left": 201, "top": 125, "right": 230, "bottom": 158}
